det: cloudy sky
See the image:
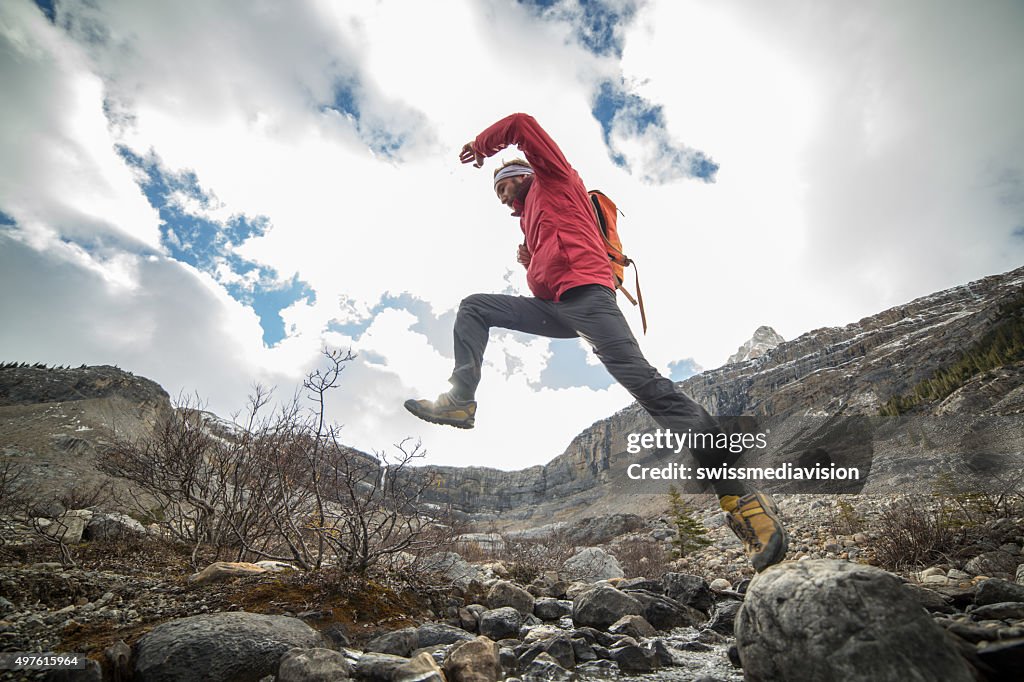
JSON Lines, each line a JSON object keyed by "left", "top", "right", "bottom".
{"left": 2, "top": 0, "right": 1022, "bottom": 470}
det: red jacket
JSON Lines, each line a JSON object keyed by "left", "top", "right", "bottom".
{"left": 474, "top": 113, "right": 614, "bottom": 301}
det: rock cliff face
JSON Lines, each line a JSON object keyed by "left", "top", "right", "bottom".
{"left": 417, "top": 266, "right": 1024, "bottom": 516}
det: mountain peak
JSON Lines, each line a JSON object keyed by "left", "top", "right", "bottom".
{"left": 727, "top": 325, "right": 785, "bottom": 365}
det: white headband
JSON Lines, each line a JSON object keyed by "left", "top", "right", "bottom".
{"left": 493, "top": 164, "right": 534, "bottom": 188}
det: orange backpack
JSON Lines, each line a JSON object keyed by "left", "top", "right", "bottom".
{"left": 589, "top": 190, "right": 647, "bottom": 334}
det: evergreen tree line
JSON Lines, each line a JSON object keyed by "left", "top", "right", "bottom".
{"left": 880, "top": 291, "right": 1024, "bottom": 416}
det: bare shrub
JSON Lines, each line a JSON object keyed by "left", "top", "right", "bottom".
{"left": 100, "top": 348, "right": 449, "bottom": 573}
{"left": 614, "top": 537, "right": 671, "bottom": 579}
{"left": 0, "top": 459, "right": 27, "bottom": 558}
{"left": 866, "top": 497, "right": 966, "bottom": 571}
{"left": 497, "top": 530, "right": 576, "bottom": 585}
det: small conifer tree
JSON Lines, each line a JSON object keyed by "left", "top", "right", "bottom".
{"left": 667, "top": 485, "right": 712, "bottom": 558}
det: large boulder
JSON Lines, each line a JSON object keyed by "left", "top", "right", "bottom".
{"left": 45, "top": 509, "right": 93, "bottom": 544}
{"left": 625, "top": 590, "right": 705, "bottom": 630}
{"left": 975, "top": 577, "right": 1024, "bottom": 606}
{"left": 661, "top": 573, "right": 715, "bottom": 614}
{"left": 420, "top": 552, "right": 485, "bottom": 588}
{"left": 965, "top": 550, "right": 1020, "bottom": 578}
{"left": 83, "top": 512, "right": 147, "bottom": 540}
{"left": 445, "top": 636, "right": 501, "bottom": 682}
{"left": 571, "top": 585, "right": 642, "bottom": 630}
{"left": 561, "top": 548, "right": 623, "bottom": 583}
{"left": 735, "top": 560, "right": 975, "bottom": 682}
{"left": 187, "top": 562, "right": 268, "bottom": 585}
{"left": 478, "top": 607, "right": 523, "bottom": 641}
{"left": 133, "top": 612, "right": 324, "bottom": 682}
{"left": 486, "top": 580, "right": 535, "bottom": 615}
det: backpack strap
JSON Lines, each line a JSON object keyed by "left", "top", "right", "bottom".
{"left": 588, "top": 193, "right": 648, "bottom": 334}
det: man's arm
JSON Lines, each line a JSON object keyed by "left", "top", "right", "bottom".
{"left": 459, "top": 113, "right": 572, "bottom": 180}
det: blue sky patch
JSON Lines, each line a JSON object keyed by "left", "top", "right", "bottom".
{"left": 1013, "top": 226, "right": 1024, "bottom": 239}
{"left": 518, "top": 0, "right": 639, "bottom": 58}
{"left": 668, "top": 357, "right": 702, "bottom": 382}
{"left": 323, "top": 81, "right": 411, "bottom": 159}
{"left": 535, "top": 339, "right": 614, "bottom": 390}
{"left": 330, "top": 292, "right": 457, "bottom": 358}
{"left": 0, "top": 210, "right": 15, "bottom": 226}
{"left": 32, "top": 0, "right": 55, "bottom": 23}
{"left": 592, "top": 80, "right": 719, "bottom": 183}
{"left": 117, "top": 146, "right": 314, "bottom": 346}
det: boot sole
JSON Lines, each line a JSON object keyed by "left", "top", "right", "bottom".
{"left": 728, "top": 494, "right": 789, "bottom": 572}
{"left": 404, "top": 400, "right": 475, "bottom": 429}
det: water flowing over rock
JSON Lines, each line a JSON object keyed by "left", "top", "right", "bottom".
{"left": 735, "top": 560, "right": 975, "bottom": 682}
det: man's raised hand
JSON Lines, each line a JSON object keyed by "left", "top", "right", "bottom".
{"left": 459, "top": 142, "right": 484, "bottom": 168}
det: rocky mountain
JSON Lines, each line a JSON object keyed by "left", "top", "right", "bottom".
{"left": 0, "top": 364, "right": 172, "bottom": 502}
{"left": 726, "top": 325, "right": 785, "bottom": 364}
{"left": 2, "top": 267, "right": 1023, "bottom": 525}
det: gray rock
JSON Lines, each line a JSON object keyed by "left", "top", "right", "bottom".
{"left": 420, "top": 552, "right": 484, "bottom": 588}
{"left": 706, "top": 600, "right": 742, "bottom": 635}
{"left": 901, "top": 583, "right": 955, "bottom": 613}
{"left": 661, "top": 572, "right": 714, "bottom": 614}
{"left": 966, "top": 550, "right": 1020, "bottom": 577}
{"left": 609, "top": 643, "right": 659, "bottom": 673}
{"left": 353, "top": 652, "right": 411, "bottom": 681}
{"left": 103, "top": 640, "right": 132, "bottom": 681}
{"left": 366, "top": 628, "right": 419, "bottom": 657}
{"left": 628, "top": 590, "right": 705, "bottom": 630}
{"left": 535, "top": 634, "right": 575, "bottom": 670}
{"left": 976, "top": 638, "right": 1024, "bottom": 680}
{"left": 1017, "top": 563, "right": 1024, "bottom": 585}
{"left": 571, "top": 585, "right": 642, "bottom": 630}
{"left": 414, "top": 622, "right": 475, "bottom": 649}
{"left": 608, "top": 614, "right": 656, "bottom": 640}
{"left": 561, "top": 547, "right": 623, "bottom": 582}
{"left": 976, "top": 578, "right": 1024, "bottom": 606}
{"left": 519, "top": 652, "right": 572, "bottom": 681}
{"left": 485, "top": 581, "right": 535, "bottom": 615}
{"left": 395, "top": 651, "right": 445, "bottom": 682}
{"left": 533, "top": 598, "right": 572, "bottom": 621}
{"left": 45, "top": 509, "right": 93, "bottom": 544}
{"left": 83, "top": 512, "right": 146, "bottom": 540}
{"left": 445, "top": 635, "right": 501, "bottom": 682}
{"left": 970, "top": 601, "right": 1024, "bottom": 620}
{"left": 278, "top": 648, "right": 351, "bottom": 681}
{"left": 735, "top": 560, "right": 975, "bottom": 682}
{"left": 479, "top": 607, "right": 523, "bottom": 641}
{"left": 134, "top": 612, "right": 324, "bottom": 682}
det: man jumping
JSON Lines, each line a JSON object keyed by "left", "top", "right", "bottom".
{"left": 404, "top": 113, "right": 788, "bottom": 572}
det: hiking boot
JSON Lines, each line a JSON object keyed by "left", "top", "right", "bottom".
{"left": 404, "top": 392, "right": 476, "bottom": 429}
{"left": 724, "top": 492, "right": 789, "bottom": 572}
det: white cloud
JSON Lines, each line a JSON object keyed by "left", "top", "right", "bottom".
{"left": 0, "top": 1, "right": 160, "bottom": 254}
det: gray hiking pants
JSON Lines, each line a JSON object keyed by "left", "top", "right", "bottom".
{"left": 449, "top": 284, "right": 747, "bottom": 496}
